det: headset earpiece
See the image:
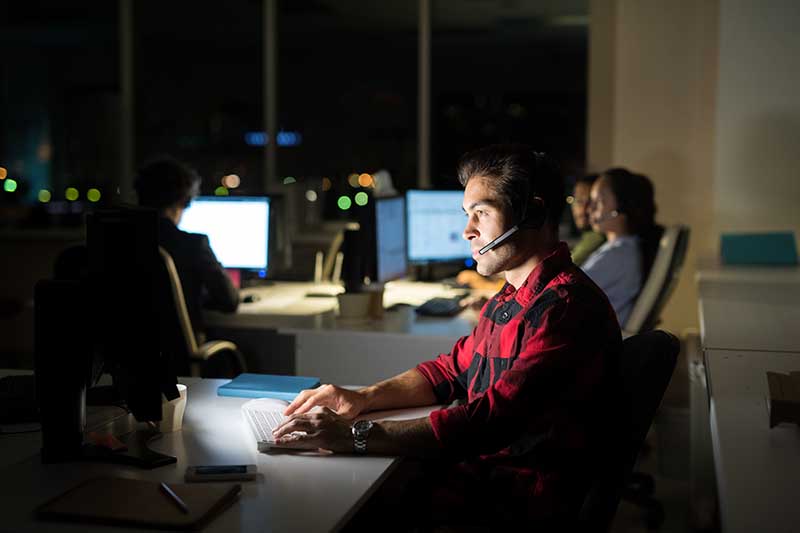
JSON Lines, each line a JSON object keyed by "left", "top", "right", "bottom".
{"left": 526, "top": 196, "right": 546, "bottom": 230}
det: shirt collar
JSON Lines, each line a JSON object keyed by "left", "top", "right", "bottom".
{"left": 497, "top": 242, "right": 572, "bottom": 303}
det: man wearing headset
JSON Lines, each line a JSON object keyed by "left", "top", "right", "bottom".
{"left": 274, "top": 145, "right": 622, "bottom": 528}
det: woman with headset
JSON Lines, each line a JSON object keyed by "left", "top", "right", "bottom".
{"left": 582, "top": 168, "right": 661, "bottom": 327}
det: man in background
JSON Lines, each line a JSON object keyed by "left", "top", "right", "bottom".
{"left": 569, "top": 173, "right": 606, "bottom": 266}
{"left": 134, "top": 156, "right": 239, "bottom": 355}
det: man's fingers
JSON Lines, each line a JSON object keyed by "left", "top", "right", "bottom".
{"left": 274, "top": 431, "right": 322, "bottom": 450}
{"left": 284, "top": 389, "right": 317, "bottom": 415}
{"left": 272, "top": 415, "right": 317, "bottom": 439}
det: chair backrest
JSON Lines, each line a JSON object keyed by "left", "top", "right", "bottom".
{"left": 624, "top": 225, "right": 690, "bottom": 335}
{"left": 578, "top": 329, "right": 679, "bottom": 531}
{"left": 158, "top": 247, "right": 199, "bottom": 357}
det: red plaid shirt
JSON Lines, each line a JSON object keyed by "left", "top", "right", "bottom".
{"left": 416, "top": 243, "right": 622, "bottom": 522}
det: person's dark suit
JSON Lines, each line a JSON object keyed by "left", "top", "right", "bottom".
{"left": 158, "top": 217, "right": 239, "bottom": 340}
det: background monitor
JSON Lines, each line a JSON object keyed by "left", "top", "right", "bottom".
{"left": 374, "top": 196, "right": 407, "bottom": 283}
{"left": 179, "top": 196, "right": 270, "bottom": 271}
{"left": 406, "top": 190, "right": 470, "bottom": 263}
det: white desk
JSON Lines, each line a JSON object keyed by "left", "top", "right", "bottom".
{"left": 0, "top": 377, "right": 432, "bottom": 532}
{"left": 696, "top": 266, "right": 800, "bottom": 352}
{"left": 705, "top": 349, "right": 800, "bottom": 533}
{"left": 207, "top": 281, "right": 481, "bottom": 384}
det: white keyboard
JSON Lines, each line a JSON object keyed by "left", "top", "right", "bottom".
{"left": 242, "top": 398, "right": 312, "bottom": 452}
{"left": 242, "top": 403, "right": 288, "bottom": 452}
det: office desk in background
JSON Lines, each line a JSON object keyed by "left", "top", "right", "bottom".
{"left": 206, "top": 281, "right": 482, "bottom": 384}
{"left": 0, "top": 377, "right": 435, "bottom": 533}
{"left": 704, "top": 349, "right": 800, "bottom": 533}
{"left": 696, "top": 265, "right": 800, "bottom": 352}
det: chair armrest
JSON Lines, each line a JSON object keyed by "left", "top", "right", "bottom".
{"left": 192, "top": 340, "right": 239, "bottom": 361}
{"left": 192, "top": 340, "right": 247, "bottom": 374}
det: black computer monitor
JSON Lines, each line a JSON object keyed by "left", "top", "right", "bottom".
{"left": 374, "top": 196, "right": 407, "bottom": 283}
{"left": 35, "top": 206, "right": 180, "bottom": 468}
{"left": 178, "top": 196, "right": 270, "bottom": 273}
{"left": 406, "top": 190, "right": 471, "bottom": 263}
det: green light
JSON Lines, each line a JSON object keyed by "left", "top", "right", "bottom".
{"left": 38, "top": 189, "right": 52, "bottom": 203}
{"left": 354, "top": 192, "right": 369, "bottom": 206}
{"left": 283, "top": 176, "right": 296, "bottom": 185}
{"left": 65, "top": 187, "right": 79, "bottom": 201}
{"left": 3, "top": 179, "right": 17, "bottom": 193}
{"left": 87, "top": 188, "right": 101, "bottom": 202}
{"left": 337, "top": 195, "right": 352, "bottom": 211}
{"left": 214, "top": 186, "right": 229, "bottom": 196}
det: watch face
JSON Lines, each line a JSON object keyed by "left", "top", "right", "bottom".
{"left": 354, "top": 420, "right": 374, "bottom": 432}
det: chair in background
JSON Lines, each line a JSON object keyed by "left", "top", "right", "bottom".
{"left": 159, "top": 247, "right": 246, "bottom": 378}
{"left": 624, "top": 225, "right": 690, "bottom": 336}
{"left": 578, "top": 329, "right": 680, "bottom": 532}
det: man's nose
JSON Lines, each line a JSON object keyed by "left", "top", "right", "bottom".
{"left": 463, "top": 216, "right": 478, "bottom": 241}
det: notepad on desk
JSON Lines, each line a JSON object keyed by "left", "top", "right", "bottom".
{"left": 217, "top": 373, "right": 320, "bottom": 401}
{"left": 36, "top": 477, "right": 240, "bottom": 530}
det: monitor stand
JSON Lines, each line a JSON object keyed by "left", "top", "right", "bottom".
{"left": 81, "top": 426, "right": 176, "bottom": 469}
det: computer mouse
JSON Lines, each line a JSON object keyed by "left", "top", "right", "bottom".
{"left": 242, "top": 294, "right": 261, "bottom": 304}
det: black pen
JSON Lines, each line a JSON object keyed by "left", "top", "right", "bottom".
{"left": 160, "top": 482, "right": 189, "bottom": 514}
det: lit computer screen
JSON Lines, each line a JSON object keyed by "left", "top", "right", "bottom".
{"left": 374, "top": 196, "right": 407, "bottom": 282}
{"left": 406, "top": 190, "right": 470, "bottom": 262}
{"left": 179, "top": 196, "right": 269, "bottom": 271}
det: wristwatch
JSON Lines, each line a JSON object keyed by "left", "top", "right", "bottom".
{"left": 351, "top": 420, "right": 374, "bottom": 454}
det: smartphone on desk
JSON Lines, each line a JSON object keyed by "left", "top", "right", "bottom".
{"left": 185, "top": 464, "right": 257, "bottom": 482}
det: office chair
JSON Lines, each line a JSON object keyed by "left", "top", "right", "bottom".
{"left": 624, "top": 225, "right": 690, "bottom": 336}
{"left": 578, "top": 329, "right": 679, "bottom": 532}
{"left": 158, "top": 247, "right": 246, "bottom": 378}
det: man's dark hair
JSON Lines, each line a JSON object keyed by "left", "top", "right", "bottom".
{"left": 134, "top": 156, "right": 201, "bottom": 210}
{"left": 456, "top": 144, "right": 565, "bottom": 229}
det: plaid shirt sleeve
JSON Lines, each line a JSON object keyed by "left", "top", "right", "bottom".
{"left": 420, "top": 282, "right": 618, "bottom": 459}
{"left": 415, "top": 329, "right": 477, "bottom": 405}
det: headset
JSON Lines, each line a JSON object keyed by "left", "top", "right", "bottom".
{"left": 478, "top": 151, "right": 549, "bottom": 256}
{"left": 592, "top": 209, "right": 620, "bottom": 225}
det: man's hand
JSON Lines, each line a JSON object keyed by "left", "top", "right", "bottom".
{"left": 283, "top": 384, "right": 368, "bottom": 419}
{"left": 272, "top": 407, "right": 354, "bottom": 453}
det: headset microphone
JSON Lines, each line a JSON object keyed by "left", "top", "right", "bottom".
{"left": 592, "top": 209, "right": 619, "bottom": 224}
{"left": 478, "top": 224, "right": 520, "bottom": 255}
{"left": 478, "top": 196, "right": 547, "bottom": 255}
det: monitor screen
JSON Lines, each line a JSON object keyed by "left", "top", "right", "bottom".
{"left": 179, "top": 196, "right": 270, "bottom": 271}
{"left": 406, "top": 190, "right": 470, "bottom": 262}
{"left": 374, "top": 196, "right": 407, "bottom": 282}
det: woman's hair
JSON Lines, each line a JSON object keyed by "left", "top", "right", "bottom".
{"left": 456, "top": 144, "right": 565, "bottom": 229}
{"left": 134, "top": 156, "right": 201, "bottom": 210}
{"left": 602, "top": 167, "right": 662, "bottom": 283}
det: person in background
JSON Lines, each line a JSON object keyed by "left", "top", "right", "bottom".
{"left": 134, "top": 156, "right": 239, "bottom": 348}
{"left": 569, "top": 174, "right": 606, "bottom": 266}
{"left": 271, "top": 145, "right": 622, "bottom": 529}
{"left": 581, "top": 168, "right": 661, "bottom": 327}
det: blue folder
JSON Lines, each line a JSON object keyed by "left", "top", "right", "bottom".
{"left": 217, "top": 373, "right": 320, "bottom": 401}
{"left": 720, "top": 232, "right": 798, "bottom": 266}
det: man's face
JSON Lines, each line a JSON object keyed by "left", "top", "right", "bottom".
{"left": 571, "top": 181, "right": 592, "bottom": 230}
{"left": 462, "top": 177, "right": 518, "bottom": 277}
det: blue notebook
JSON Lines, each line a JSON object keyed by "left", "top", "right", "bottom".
{"left": 217, "top": 373, "right": 320, "bottom": 401}
{"left": 720, "top": 232, "right": 798, "bottom": 266}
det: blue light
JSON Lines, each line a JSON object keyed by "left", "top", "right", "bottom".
{"left": 245, "top": 132, "right": 269, "bottom": 146}
{"left": 464, "top": 258, "right": 475, "bottom": 268}
{"left": 244, "top": 130, "right": 303, "bottom": 147}
{"left": 258, "top": 269, "right": 267, "bottom": 278}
